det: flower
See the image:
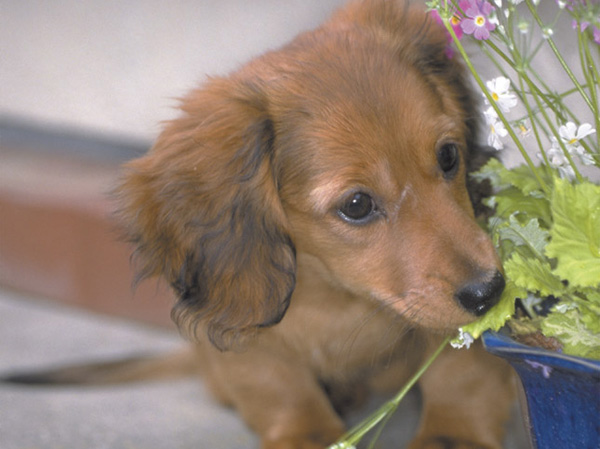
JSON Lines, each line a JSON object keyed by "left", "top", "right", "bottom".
{"left": 517, "top": 18, "right": 531, "bottom": 34}
{"left": 572, "top": 19, "right": 590, "bottom": 32}
{"left": 559, "top": 0, "right": 600, "bottom": 45}
{"left": 429, "top": 1, "right": 464, "bottom": 57}
{"left": 558, "top": 122, "right": 597, "bottom": 165}
{"left": 540, "top": 122, "right": 596, "bottom": 177}
{"left": 542, "top": 27, "right": 554, "bottom": 39}
{"left": 484, "top": 107, "right": 508, "bottom": 150}
{"left": 430, "top": 5, "right": 464, "bottom": 40}
{"left": 484, "top": 76, "right": 518, "bottom": 112}
{"left": 544, "top": 137, "right": 576, "bottom": 180}
{"left": 517, "top": 121, "right": 532, "bottom": 138}
{"left": 451, "top": 328, "right": 474, "bottom": 349}
{"left": 559, "top": 121, "right": 596, "bottom": 148}
{"left": 460, "top": 0, "right": 496, "bottom": 40}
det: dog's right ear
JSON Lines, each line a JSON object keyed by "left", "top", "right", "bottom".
{"left": 115, "top": 78, "right": 296, "bottom": 351}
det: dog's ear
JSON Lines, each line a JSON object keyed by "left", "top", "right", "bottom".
{"left": 115, "top": 78, "right": 296, "bottom": 350}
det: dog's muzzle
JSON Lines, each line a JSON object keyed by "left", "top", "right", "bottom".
{"left": 455, "top": 271, "right": 505, "bottom": 316}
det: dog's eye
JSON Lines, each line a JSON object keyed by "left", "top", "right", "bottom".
{"left": 338, "top": 192, "right": 376, "bottom": 224}
{"left": 437, "top": 143, "right": 460, "bottom": 178}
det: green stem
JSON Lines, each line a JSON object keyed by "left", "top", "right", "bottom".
{"left": 485, "top": 36, "right": 582, "bottom": 127}
{"left": 523, "top": 71, "right": 584, "bottom": 182}
{"left": 580, "top": 30, "right": 600, "bottom": 153}
{"left": 329, "top": 338, "right": 450, "bottom": 448}
{"left": 517, "top": 74, "right": 549, "bottom": 170}
{"left": 447, "top": 25, "right": 550, "bottom": 194}
{"left": 525, "top": 0, "right": 595, "bottom": 112}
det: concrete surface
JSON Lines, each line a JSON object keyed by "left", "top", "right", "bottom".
{"left": 0, "top": 287, "right": 258, "bottom": 449}
{"left": 0, "top": 288, "right": 529, "bottom": 449}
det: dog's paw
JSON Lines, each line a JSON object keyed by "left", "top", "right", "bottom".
{"left": 408, "top": 436, "right": 499, "bottom": 449}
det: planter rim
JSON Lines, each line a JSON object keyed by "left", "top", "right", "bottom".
{"left": 482, "top": 330, "right": 600, "bottom": 374}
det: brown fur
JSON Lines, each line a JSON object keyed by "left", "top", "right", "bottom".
{"left": 115, "top": 1, "right": 515, "bottom": 447}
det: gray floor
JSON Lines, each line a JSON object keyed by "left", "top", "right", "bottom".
{"left": 0, "top": 288, "right": 526, "bottom": 448}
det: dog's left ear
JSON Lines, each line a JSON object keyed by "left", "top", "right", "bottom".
{"left": 115, "top": 78, "right": 296, "bottom": 350}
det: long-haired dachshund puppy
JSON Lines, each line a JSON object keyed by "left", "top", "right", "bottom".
{"left": 113, "top": 0, "right": 514, "bottom": 447}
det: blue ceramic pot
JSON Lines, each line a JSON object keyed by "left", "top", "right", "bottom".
{"left": 482, "top": 331, "right": 600, "bottom": 449}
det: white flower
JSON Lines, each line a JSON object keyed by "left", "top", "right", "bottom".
{"left": 484, "top": 107, "right": 508, "bottom": 150}
{"left": 540, "top": 122, "right": 597, "bottom": 176}
{"left": 559, "top": 122, "right": 596, "bottom": 146}
{"left": 517, "top": 121, "right": 532, "bottom": 138}
{"left": 517, "top": 19, "right": 530, "bottom": 34}
{"left": 579, "top": 152, "right": 596, "bottom": 166}
{"left": 451, "top": 328, "right": 474, "bottom": 349}
{"left": 484, "top": 77, "right": 518, "bottom": 113}
{"left": 558, "top": 122, "right": 596, "bottom": 165}
{"left": 555, "top": 302, "right": 576, "bottom": 313}
{"left": 543, "top": 137, "right": 576, "bottom": 180}
{"left": 521, "top": 294, "right": 543, "bottom": 311}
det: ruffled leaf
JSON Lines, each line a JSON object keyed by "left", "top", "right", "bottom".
{"left": 541, "top": 308, "right": 600, "bottom": 360}
{"left": 492, "top": 188, "right": 552, "bottom": 227}
{"left": 497, "top": 215, "right": 550, "bottom": 258}
{"left": 546, "top": 179, "right": 600, "bottom": 288}
{"left": 504, "top": 253, "right": 565, "bottom": 297}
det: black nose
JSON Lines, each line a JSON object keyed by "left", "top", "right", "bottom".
{"left": 456, "top": 271, "right": 505, "bottom": 316}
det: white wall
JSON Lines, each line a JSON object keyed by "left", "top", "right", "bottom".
{"left": 0, "top": 0, "right": 347, "bottom": 142}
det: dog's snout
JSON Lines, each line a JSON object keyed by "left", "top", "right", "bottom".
{"left": 456, "top": 271, "right": 505, "bottom": 316}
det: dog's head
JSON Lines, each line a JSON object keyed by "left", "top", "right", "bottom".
{"left": 116, "top": 0, "right": 504, "bottom": 350}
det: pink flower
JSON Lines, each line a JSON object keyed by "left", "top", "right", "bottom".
{"left": 430, "top": 7, "right": 464, "bottom": 41}
{"left": 572, "top": 19, "right": 590, "bottom": 31}
{"left": 429, "top": 4, "right": 464, "bottom": 58}
{"left": 594, "top": 26, "right": 600, "bottom": 45}
{"left": 460, "top": 0, "right": 496, "bottom": 40}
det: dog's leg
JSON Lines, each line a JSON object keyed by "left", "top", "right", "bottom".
{"left": 410, "top": 339, "right": 515, "bottom": 449}
{"left": 199, "top": 344, "right": 345, "bottom": 449}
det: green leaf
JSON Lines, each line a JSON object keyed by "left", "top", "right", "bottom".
{"left": 453, "top": 280, "right": 522, "bottom": 345}
{"left": 573, "top": 291, "right": 600, "bottom": 334}
{"left": 582, "top": 288, "right": 600, "bottom": 306}
{"left": 471, "top": 158, "right": 506, "bottom": 189}
{"left": 472, "top": 161, "right": 546, "bottom": 195}
{"left": 493, "top": 188, "right": 552, "bottom": 227}
{"left": 545, "top": 179, "right": 600, "bottom": 288}
{"left": 497, "top": 215, "right": 550, "bottom": 259}
{"left": 501, "top": 164, "right": 546, "bottom": 196}
{"left": 541, "top": 308, "right": 600, "bottom": 360}
{"left": 504, "top": 253, "right": 565, "bottom": 297}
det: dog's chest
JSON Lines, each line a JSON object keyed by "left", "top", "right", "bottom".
{"left": 278, "top": 285, "right": 412, "bottom": 377}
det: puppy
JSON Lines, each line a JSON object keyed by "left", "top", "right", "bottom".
{"left": 115, "top": 0, "right": 514, "bottom": 447}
